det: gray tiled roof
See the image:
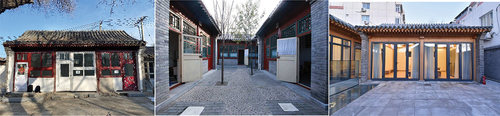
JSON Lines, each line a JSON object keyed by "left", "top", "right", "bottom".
{"left": 1, "top": 0, "right": 32, "bottom": 14}
{"left": 329, "top": 14, "right": 356, "bottom": 31}
{"left": 3, "top": 30, "right": 146, "bottom": 47}
{"left": 143, "top": 46, "right": 154, "bottom": 59}
{"left": 355, "top": 23, "right": 492, "bottom": 30}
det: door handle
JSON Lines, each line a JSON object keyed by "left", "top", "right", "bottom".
{"left": 199, "top": 55, "right": 202, "bottom": 58}
{"left": 277, "top": 56, "right": 280, "bottom": 59}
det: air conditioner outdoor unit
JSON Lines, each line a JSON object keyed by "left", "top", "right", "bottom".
{"left": 361, "top": 8, "right": 366, "bottom": 12}
{"left": 364, "top": 21, "right": 369, "bottom": 25}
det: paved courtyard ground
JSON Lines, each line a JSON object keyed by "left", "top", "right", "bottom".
{"left": 0, "top": 96, "right": 153, "bottom": 115}
{"left": 158, "top": 66, "right": 327, "bottom": 115}
{"left": 331, "top": 80, "right": 500, "bottom": 116}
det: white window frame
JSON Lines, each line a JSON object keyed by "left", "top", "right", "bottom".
{"left": 396, "top": 4, "right": 401, "bottom": 12}
{"left": 362, "top": 15, "right": 370, "bottom": 22}
{"left": 480, "top": 11, "right": 493, "bottom": 26}
{"left": 71, "top": 52, "right": 96, "bottom": 77}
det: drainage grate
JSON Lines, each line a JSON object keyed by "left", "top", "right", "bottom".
{"left": 424, "top": 84, "right": 432, "bottom": 86}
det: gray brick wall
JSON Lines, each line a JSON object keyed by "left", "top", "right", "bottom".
{"left": 310, "top": 0, "right": 328, "bottom": 104}
{"left": 484, "top": 46, "right": 500, "bottom": 81}
{"left": 269, "top": 61, "right": 277, "bottom": 75}
{"left": 202, "top": 60, "right": 208, "bottom": 73}
{"left": 359, "top": 32, "right": 369, "bottom": 83}
{"left": 476, "top": 33, "right": 486, "bottom": 83}
{"left": 155, "top": 0, "right": 169, "bottom": 111}
{"left": 218, "top": 59, "right": 238, "bottom": 65}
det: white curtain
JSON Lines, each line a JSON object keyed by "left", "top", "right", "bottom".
{"left": 277, "top": 38, "right": 296, "bottom": 55}
{"left": 462, "top": 43, "right": 472, "bottom": 80}
{"left": 424, "top": 44, "right": 435, "bottom": 79}
{"left": 411, "top": 44, "right": 419, "bottom": 79}
{"left": 372, "top": 44, "right": 381, "bottom": 79}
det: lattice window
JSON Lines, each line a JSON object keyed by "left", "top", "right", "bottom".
{"left": 183, "top": 21, "right": 196, "bottom": 35}
{"left": 281, "top": 23, "right": 296, "bottom": 38}
{"left": 298, "top": 14, "right": 311, "bottom": 34}
{"left": 169, "top": 12, "right": 180, "bottom": 30}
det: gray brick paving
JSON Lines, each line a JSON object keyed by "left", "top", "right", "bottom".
{"left": 331, "top": 80, "right": 500, "bottom": 116}
{"left": 158, "top": 67, "right": 326, "bottom": 115}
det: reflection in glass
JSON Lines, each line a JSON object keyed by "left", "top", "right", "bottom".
{"left": 183, "top": 36, "right": 201, "bottom": 54}
{"left": 372, "top": 43, "right": 382, "bottom": 79}
{"left": 424, "top": 43, "right": 435, "bottom": 79}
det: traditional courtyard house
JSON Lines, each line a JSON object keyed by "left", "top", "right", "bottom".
{"left": 328, "top": 15, "right": 362, "bottom": 96}
{"left": 255, "top": 0, "right": 329, "bottom": 108}
{"left": 454, "top": 2, "right": 500, "bottom": 81}
{"left": 217, "top": 36, "right": 257, "bottom": 66}
{"left": 355, "top": 24, "right": 491, "bottom": 82}
{"left": 3, "top": 30, "right": 147, "bottom": 93}
{"left": 168, "top": 0, "right": 220, "bottom": 87}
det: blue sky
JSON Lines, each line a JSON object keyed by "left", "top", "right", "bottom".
{"left": 0, "top": 0, "right": 154, "bottom": 57}
{"left": 403, "top": 2, "right": 470, "bottom": 23}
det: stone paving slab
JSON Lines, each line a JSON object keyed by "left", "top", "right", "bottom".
{"left": 158, "top": 102, "right": 224, "bottom": 115}
{"left": 331, "top": 80, "right": 500, "bottom": 116}
{"left": 266, "top": 100, "right": 327, "bottom": 115}
{"left": 159, "top": 67, "right": 326, "bottom": 115}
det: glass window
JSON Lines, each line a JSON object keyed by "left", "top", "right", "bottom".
{"left": 149, "top": 62, "right": 154, "bottom": 73}
{"left": 73, "top": 70, "right": 83, "bottom": 76}
{"left": 84, "top": 53, "right": 94, "bottom": 67}
{"left": 183, "top": 21, "right": 196, "bottom": 35}
{"left": 112, "top": 70, "right": 121, "bottom": 76}
{"left": 31, "top": 53, "right": 41, "bottom": 67}
{"left": 281, "top": 23, "right": 296, "bottom": 38}
{"left": 60, "top": 64, "right": 70, "bottom": 77}
{"left": 42, "top": 53, "right": 52, "bottom": 67}
{"left": 30, "top": 70, "right": 40, "bottom": 77}
{"left": 461, "top": 43, "right": 473, "bottom": 80}
{"left": 74, "top": 54, "right": 83, "bottom": 67}
{"left": 41, "top": 70, "right": 52, "bottom": 76}
{"left": 481, "top": 11, "right": 493, "bottom": 26}
{"left": 102, "top": 70, "right": 111, "bottom": 76}
{"left": 125, "top": 64, "right": 134, "bottom": 76}
{"left": 424, "top": 43, "right": 436, "bottom": 79}
{"left": 396, "top": 4, "right": 401, "bottom": 12}
{"left": 183, "top": 36, "right": 201, "bottom": 54}
{"left": 395, "top": 18, "right": 400, "bottom": 24}
{"left": 298, "top": 14, "right": 311, "bottom": 34}
{"left": 362, "top": 15, "right": 370, "bottom": 22}
{"left": 363, "top": 3, "right": 370, "bottom": 9}
{"left": 85, "top": 70, "right": 95, "bottom": 76}
{"left": 111, "top": 53, "right": 120, "bottom": 66}
{"left": 101, "top": 53, "right": 110, "bottom": 67}
{"left": 372, "top": 43, "right": 383, "bottom": 79}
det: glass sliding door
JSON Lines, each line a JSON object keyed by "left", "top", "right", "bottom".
{"left": 408, "top": 43, "right": 419, "bottom": 79}
{"left": 396, "top": 44, "right": 407, "bottom": 78}
{"left": 371, "top": 42, "right": 419, "bottom": 80}
{"left": 450, "top": 44, "right": 459, "bottom": 79}
{"left": 424, "top": 43, "right": 473, "bottom": 80}
{"left": 436, "top": 44, "right": 448, "bottom": 79}
{"left": 384, "top": 44, "right": 394, "bottom": 78}
{"left": 424, "top": 43, "right": 435, "bottom": 80}
{"left": 461, "top": 43, "right": 473, "bottom": 80}
{"left": 372, "top": 43, "right": 383, "bottom": 79}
